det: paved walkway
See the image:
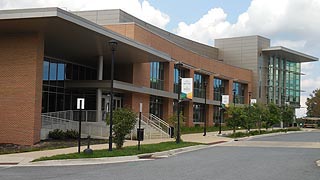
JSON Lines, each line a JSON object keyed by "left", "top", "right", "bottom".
{"left": 0, "top": 131, "right": 231, "bottom": 166}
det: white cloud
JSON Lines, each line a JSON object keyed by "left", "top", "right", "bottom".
{"left": 0, "top": 0, "right": 170, "bottom": 29}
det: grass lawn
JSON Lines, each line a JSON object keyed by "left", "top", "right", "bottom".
{"left": 33, "top": 141, "right": 201, "bottom": 162}
{"left": 0, "top": 139, "right": 108, "bottom": 155}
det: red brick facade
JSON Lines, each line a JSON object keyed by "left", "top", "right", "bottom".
{"left": 106, "top": 24, "right": 253, "bottom": 126}
{"left": 0, "top": 33, "right": 44, "bottom": 145}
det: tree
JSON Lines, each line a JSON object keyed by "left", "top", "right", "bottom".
{"left": 106, "top": 108, "right": 137, "bottom": 149}
{"left": 252, "top": 103, "right": 265, "bottom": 133}
{"left": 226, "top": 106, "right": 243, "bottom": 133}
{"left": 306, "top": 89, "right": 320, "bottom": 117}
{"left": 265, "top": 103, "right": 281, "bottom": 129}
{"left": 281, "top": 105, "right": 294, "bottom": 127}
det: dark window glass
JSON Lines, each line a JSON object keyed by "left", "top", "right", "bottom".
{"left": 79, "top": 66, "right": 85, "bottom": 80}
{"left": 73, "top": 65, "right": 79, "bottom": 80}
{"left": 193, "top": 103, "right": 204, "bottom": 122}
{"left": 42, "top": 92, "right": 48, "bottom": 113}
{"left": 48, "top": 93, "right": 56, "bottom": 112}
{"left": 194, "top": 73, "right": 205, "bottom": 98}
{"left": 149, "top": 96, "right": 163, "bottom": 118}
{"left": 56, "top": 94, "right": 64, "bottom": 111}
{"left": 66, "top": 63, "right": 72, "bottom": 80}
{"left": 150, "top": 62, "right": 164, "bottom": 90}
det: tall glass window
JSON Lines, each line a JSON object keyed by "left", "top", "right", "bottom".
{"left": 150, "top": 62, "right": 164, "bottom": 90}
{"left": 194, "top": 73, "right": 206, "bottom": 98}
{"left": 149, "top": 96, "right": 163, "bottom": 118}
{"left": 267, "top": 55, "right": 301, "bottom": 107}
{"left": 42, "top": 57, "right": 97, "bottom": 113}
{"left": 233, "top": 82, "right": 245, "bottom": 104}
{"left": 173, "top": 67, "right": 186, "bottom": 93}
{"left": 213, "top": 105, "right": 222, "bottom": 124}
{"left": 193, "top": 103, "right": 204, "bottom": 123}
{"left": 214, "top": 78, "right": 225, "bottom": 101}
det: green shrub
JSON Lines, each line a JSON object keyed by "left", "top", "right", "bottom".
{"left": 48, "top": 129, "right": 65, "bottom": 139}
{"left": 107, "top": 108, "right": 137, "bottom": 149}
{"left": 65, "top": 129, "right": 79, "bottom": 139}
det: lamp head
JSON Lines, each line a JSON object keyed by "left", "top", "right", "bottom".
{"left": 108, "top": 39, "right": 118, "bottom": 51}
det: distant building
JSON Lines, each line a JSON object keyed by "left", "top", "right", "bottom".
{"left": 0, "top": 8, "right": 317, "bottom": 145}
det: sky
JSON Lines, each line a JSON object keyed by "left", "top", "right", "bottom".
{"left": 1, "top": 0, "right": 319, "bottom": 117}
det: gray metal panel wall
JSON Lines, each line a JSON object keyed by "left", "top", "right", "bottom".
{"left": 215, "top": 36, "right": 270, "bottom": 102}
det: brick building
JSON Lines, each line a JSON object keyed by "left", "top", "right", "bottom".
{"left": 0, "top": 8, "right": 317, "bottom": 145}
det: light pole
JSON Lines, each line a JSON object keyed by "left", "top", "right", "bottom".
{"left": 248, "top": 91, "right": 252, "bottom": 132}
{"left": 203, "top": 80, "right": 208, "bottom": 136}
{"left": 219, "top": 85, "right": 224, "bottom": 135}
{"left": 108, "top": 39, "right": 118, "bottom": 151}
{"left": 175, "top": 62, "right": 183, "bottom": 144}
{"left": 233, "top": 89, "right": 236, "bottom": 107}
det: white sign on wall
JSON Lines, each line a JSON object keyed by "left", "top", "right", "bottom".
{"left": 222, "top": 95, "right": 229, "bottom": 106}
{"left": 77, "top": 98, "right": 85, "bottom": 110}
{"left": 250, "top": 99, "right": 257, "bottom": 105}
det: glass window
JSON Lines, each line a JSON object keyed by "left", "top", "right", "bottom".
{"left": 150, "top": 62, "right": 164, "bottom": 90}
{"left": 193, "top": 103, "right": 204, "bottom": 123}
{"left": 149, "top": 96, "right": 163, "bottom": 118}
{"left": 173, "top": 67, "right": 186, "bottom": 93}
{"left": 194, "top": 73, "right": 205, "bottom": 98}
{"left": 57, "top": 63, "right": 65, "bottom": 80}
{"left": 43, "top": 61, "right": 49, "bottom": 81}
{"left": 214, "top": 78, "right": 225, "bottom": 101}
{"left": 49, "top": 62, "right": 57, "bottom": 80}
{"left": 233, "top": 82, "right": 245, "bottom": 104}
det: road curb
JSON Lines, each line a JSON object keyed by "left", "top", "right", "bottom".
{"left": 16, "top": 140, "right": 233, "bottom": 167}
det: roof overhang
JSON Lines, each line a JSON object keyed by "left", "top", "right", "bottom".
{"left": 0, "top": 7, "right": 171, "bottom": 66}
{"left": 262, "top": 46, "right": 318, "bottom": 63}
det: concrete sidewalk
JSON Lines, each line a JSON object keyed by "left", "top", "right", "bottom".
{"left": 0, "top": 131, "right": 231, "bottom": 166}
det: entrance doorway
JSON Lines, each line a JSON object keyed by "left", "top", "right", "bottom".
{"left": 101, "top": 95, "right": 123, "bottom": 121}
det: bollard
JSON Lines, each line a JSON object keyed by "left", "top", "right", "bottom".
{"left": 84, "top": 135, "right": 93, "bottom": 154}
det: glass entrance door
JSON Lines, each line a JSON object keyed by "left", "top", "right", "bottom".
{"left": 101, "top": 95, "right": 123, "bottom": 121}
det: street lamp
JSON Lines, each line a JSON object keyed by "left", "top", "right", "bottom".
{"left": 108, "top": 39, "right": 118, "bottom": 151}
{"left": 203, "top": 80, "right": 208, "bottom": 136}
{"left": 219, "top": 85, "right": 224, "bottom": 135}
{"left": 175, "top": 62, "right": 183, "bottom": 144}
{"left": 248, "top": 91, "right": 252, "bottom": 132}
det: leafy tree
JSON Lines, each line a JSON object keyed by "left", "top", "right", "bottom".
{"left": 281, "top": 105, "right": 294, "bottom": 127}
{"left": 252, "top": 103, "right": 265, "bottom": 133}
{"left": 265, "top": 103, "right": 281, "bottom": 129}
{"left": 242, "top": 104, "right": 259, "bottom": 132}
{"left": 226, "top": 106, "right": 243, "bottom": 133}
{"left": 106, "top": 108, "right": 137, "bottom": 149}
{"left": 306, "top": 89, "right": 320, "bottom": 117}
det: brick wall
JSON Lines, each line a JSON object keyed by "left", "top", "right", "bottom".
{"left": 0, "top": 33, "right": 44, "bottom": 145}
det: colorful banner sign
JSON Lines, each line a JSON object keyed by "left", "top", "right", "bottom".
{"left": 222, "top": 95, "right": 229, "bottom": 107}
{"left": 181, "top": 78, "right": 193, "bottom": 100}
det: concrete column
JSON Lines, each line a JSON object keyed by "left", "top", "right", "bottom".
{"left": 96, "top": 56, "right": 103, "bottom": 122}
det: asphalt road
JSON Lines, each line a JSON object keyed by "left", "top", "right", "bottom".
{"left": 0, "top": 131, "right": 319, "bottom": 180}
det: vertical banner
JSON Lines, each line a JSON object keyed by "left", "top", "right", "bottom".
{"left": 181, "top": 78, "right": 193, "bottom": 100}
{"left": 222, "top": 95, "right": 229, "bottom": 107}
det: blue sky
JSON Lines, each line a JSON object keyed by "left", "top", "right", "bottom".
{"left": 1, "top": 0, "right": 319, "bottom": 117}
{"left": 145, "top": 0, "right": 252, "bottom": 29}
